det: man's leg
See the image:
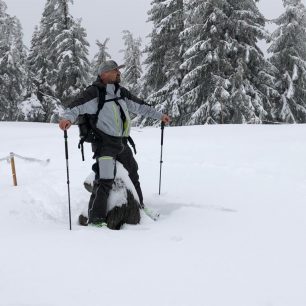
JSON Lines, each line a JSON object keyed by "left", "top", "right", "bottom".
{"left": 88, "top": 156, "right": 116, "bottom": 224}
{"left": 117, "top": 145, "right": 144, "bottom": 207}
{"left": 117, "top": 143, "right": 160, "bottom": 221}
{"left": 88, "top": 134, "right": 124, "bottom": 224}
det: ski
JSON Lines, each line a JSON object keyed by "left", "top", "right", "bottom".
{"left": 143, "top": 206, "right": 160, "bottom": 221}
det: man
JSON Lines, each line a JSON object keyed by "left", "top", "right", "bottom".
{"left": 59, "top": 60, "right": 170, "bottom": 226}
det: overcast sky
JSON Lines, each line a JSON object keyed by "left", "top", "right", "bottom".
{"left": 4, "top": 0, "right": 306, "bottom": 61}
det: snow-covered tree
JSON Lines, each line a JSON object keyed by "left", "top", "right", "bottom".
{"left": 121, "top": 30, "right": 142, "bottom": 95}
{"left": 32, "top": 0, "right": 58, "bottom": 92}
{"left": 179, "top": 0, "right": 276, "bottom": 125}
{"left": 227, "top": 0, "right": 277, "bottom": 124}
{"left": 27, "top": 25, "right": 61, "bottom": 122}
{"left": 17, "top": 94, "right": 64, "bottom": 123}
{"left": 91, "top": 38, "right": 111, "bottom": 79}
{"left": 0, "top": 0, "right": 27, "bottom": 120}
{"left": 268, "top": 0, "right": 306, "bottom": 123}
{"left": 142, "top": 1, "right": 168, "bottom": 96}
{"left": 27, "top": 0, "right": 90, "bottom": 117}
{"left": 27, "top": 0, "right": 64, "bottom": 120}
{"left": 52, "top": 16, "right": 91, "bottom": 105}
{"left": 47, "top": 0, "right": 90, "bottom": 105}
{"left": 28, "top": 25, "right": 54, "bottom": 97}
{"left": 178, "top": 0, "right": 232, "bottom": 124}
{"left": 142, "top": 0, "right": 184, "bottom": 125}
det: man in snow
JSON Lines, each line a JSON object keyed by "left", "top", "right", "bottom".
{"left": 59, "top": 60, "right": 170, "bottom": 226}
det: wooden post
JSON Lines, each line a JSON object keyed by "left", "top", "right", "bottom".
{"left": 10, "top": 152, "right": 17, "bottom": 186}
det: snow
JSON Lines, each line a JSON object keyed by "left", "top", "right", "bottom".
{"left": 246, "top": 45, "right": 250, "bottom": 63}
{"left": 286, "top": 71, "right": 295, "bottom": 99}
{"left": 0, "top": 122, "right": 306, "bottom": 306}
{"left": 17, "top": 94, "right": 45, "bottom": 120}
{"left": 292, "top": 63, "right": 298, "bottom": 81}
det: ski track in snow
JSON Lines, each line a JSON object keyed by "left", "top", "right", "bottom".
{"left": 0, "top": 122, "right": 306, "bottom": 306}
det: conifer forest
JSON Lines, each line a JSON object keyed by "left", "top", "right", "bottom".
{"left": 1, "top": 0, "right": 306, "bottom": 125}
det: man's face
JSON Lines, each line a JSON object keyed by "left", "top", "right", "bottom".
{"left": 101, "top": 68, "right": 121, "bottom": 84}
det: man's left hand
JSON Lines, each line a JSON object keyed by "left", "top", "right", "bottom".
{"left": 161, "top": 114, "right": 171, "bottom": 125}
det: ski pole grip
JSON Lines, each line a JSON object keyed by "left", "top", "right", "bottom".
{"left": 161, "top": 122, "right": 165, "bottom": 145}
{"left": 64, "top": 130, "right": 69, "bottom": 160}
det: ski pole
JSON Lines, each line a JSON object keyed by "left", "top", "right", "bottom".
{"left": 64, "top": 130, "right": 72, "bottom": 230}
{"left": 159, "top": 122, "right": 165, "bottom": 195}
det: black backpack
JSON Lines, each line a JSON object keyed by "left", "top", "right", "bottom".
{"left": 77, "top": 84, "right": 136, "bottom": 160}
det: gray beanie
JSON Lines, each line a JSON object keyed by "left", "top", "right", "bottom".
{"left": 98, "top": 60, "right": 125, "bottom": 75}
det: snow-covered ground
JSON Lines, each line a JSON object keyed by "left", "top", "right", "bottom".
{"left": 0, "top": 122, "right": 305, "bottom": 306}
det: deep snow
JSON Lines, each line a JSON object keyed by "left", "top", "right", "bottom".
{"left": 0, "top": 122, "right": 305, "bottom": 306}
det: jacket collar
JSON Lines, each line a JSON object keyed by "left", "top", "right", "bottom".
{"left": 92, "top": 76, "right": 106, "bottom": 90}
{"left": 93, "top": 77, "right": 120, "bottom": 95}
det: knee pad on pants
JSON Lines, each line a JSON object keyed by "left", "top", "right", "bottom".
{"left": 98, "top": 156, "right": 116, "bottom": 179}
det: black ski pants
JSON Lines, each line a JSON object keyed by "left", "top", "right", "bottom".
{"left": 88, "top": 134, "right": 143, "bottom": 223}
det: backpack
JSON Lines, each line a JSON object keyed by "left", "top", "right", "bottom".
{"left": 77, "top": 84, "right": 136, "bottom": 161}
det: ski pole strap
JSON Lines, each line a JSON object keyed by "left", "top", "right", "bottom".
{"left": 127, "top": 136, "right": 137, "bottom": 155}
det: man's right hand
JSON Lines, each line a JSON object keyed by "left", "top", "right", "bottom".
{"left": 161, "top": 114, "right": 171, "bottom": 125}
{"left": 59, "top": 119, "right": 72, "bottom": 130}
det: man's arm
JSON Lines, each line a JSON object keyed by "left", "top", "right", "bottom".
{"left": 59, "top": 86, "right": 98, "bottom": 130}
{"left": 120, "top": 87, "right": 149, "bottom": 105}
{"left": 122, "top": 88, "right": 170, "bottom": 123}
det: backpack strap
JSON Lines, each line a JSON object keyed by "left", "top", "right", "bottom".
{"left": 77, "top": 85, "right": 106, "bottom": 161}
{"left": 92, "top": 85, "right": 106, "bottom": 117}
{"left": 112, "top": 84, "right": 127, "bottom": 135}
{"left": 115, "top": 85, "right": 137, "bottom": 153}
{"left": 89, "top": 84, "right": 127, "bottom": 135}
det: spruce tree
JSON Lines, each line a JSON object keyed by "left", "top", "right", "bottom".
{"left": 0, "top": 0, "right": 27, "bottom": 120}
{"left": 142, "top": 0, "right": 184, "bottom": 125}
{"left": 268, "top": 0, "right": 306, "bottom": 123}
{"left": 179, "top": 0, "right": 232, "bottom": 124}
{"left": 121, "top": 30, "right": 142, "bottom": 95}
{"left": 27, "top": 25, "right": 60, "bottom": 122}
{"left": 0, "top": 0, "right": 10, "bottom": 120}
{"left": 35, "top": 0, "right": 58, "bottom": 94}
{"left": 227, "top": 0, "right": 276, "bottom": 124}
{"left": 26, "top": 0, "right": 90, "bottom": 119}
{"left": 179, "top": 0, "right": 276, "bottom": 124}
{"left": 52, "top": 17, "right": 90, "bottom": 105}
{"left": 143, "top": 0, "right": 168, "bottom": 95}
{"left": 48, "top": 0, "right": 90, "bottom": 105}
{"left": 27, "top": 0, "right": 62, "bottom": 121}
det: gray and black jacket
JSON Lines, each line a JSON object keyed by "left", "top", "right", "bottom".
{"left": 62, "top": 80, "right": 163, "bottom": 138}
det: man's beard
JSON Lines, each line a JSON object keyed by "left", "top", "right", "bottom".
{"left": 108, "top": 76, "right": 121, "bottom": 84}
